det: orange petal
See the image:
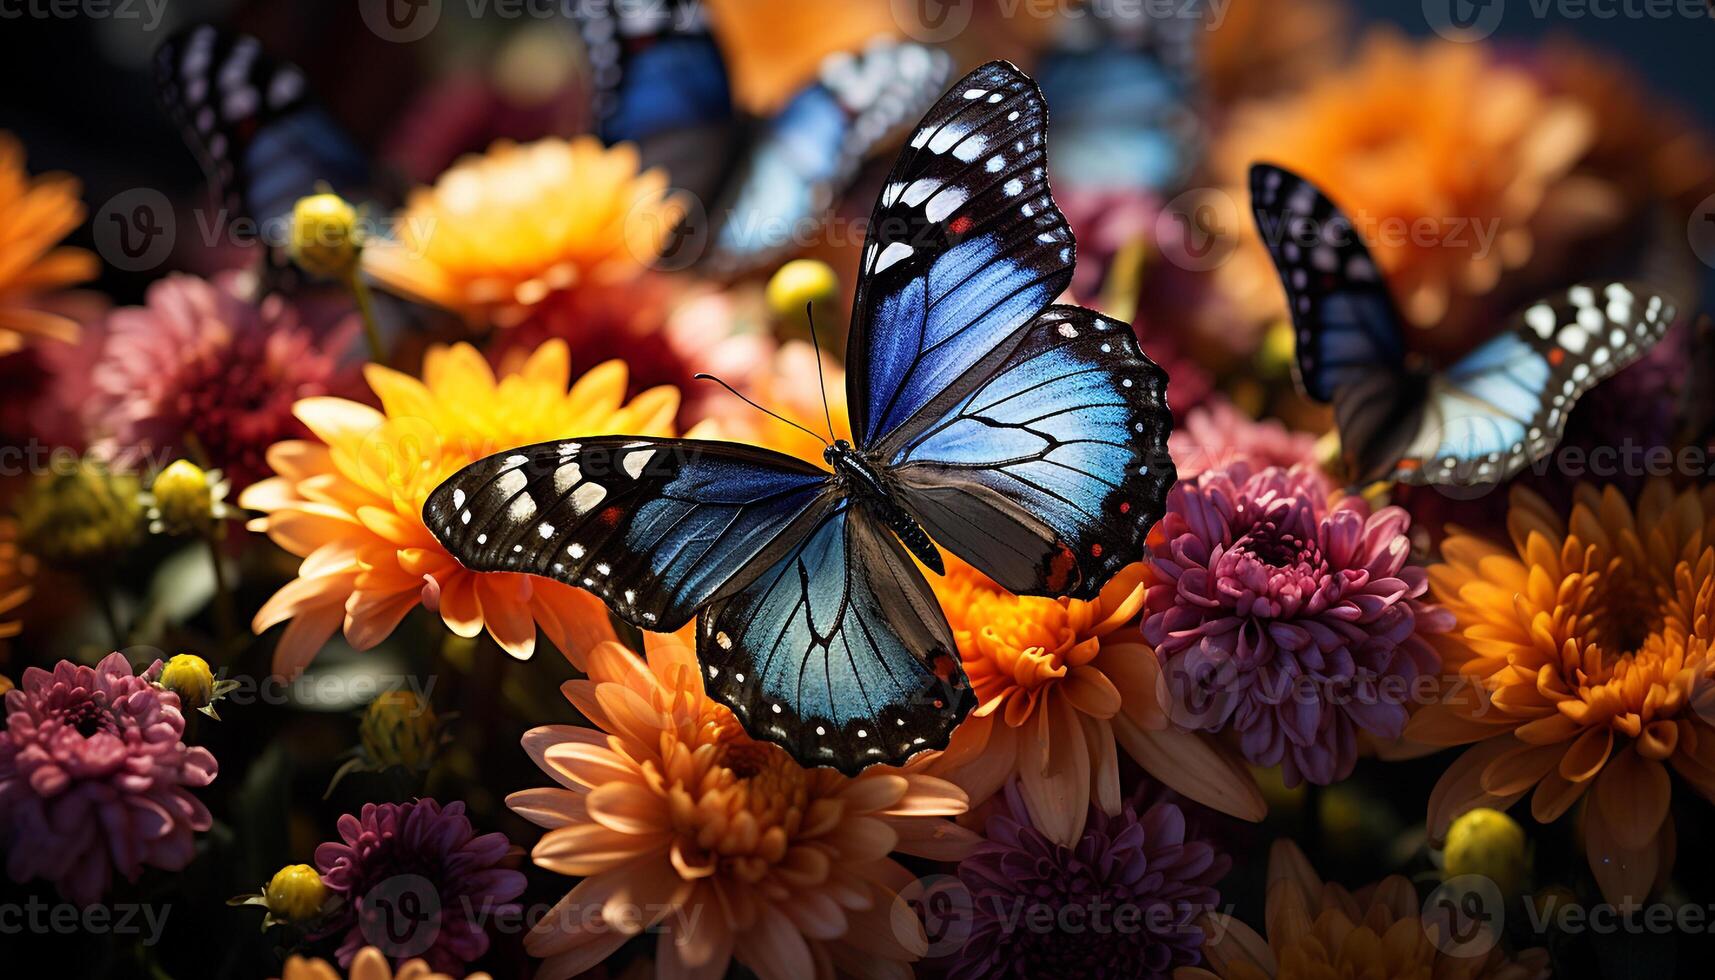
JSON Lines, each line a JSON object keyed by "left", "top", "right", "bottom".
{"left": 1594, "top": 745, "right": 1671, "bottom": 851}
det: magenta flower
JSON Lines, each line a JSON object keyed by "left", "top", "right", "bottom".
{"left": 951, "top": 781, "right": 1229, "bottom": 980}
{"left": 1142, "top": 464, "right": 1448, "bottom": 786}
{"left": 315, "top": 799, "right": 525, "bottom": 977}
{"left": 89, "top": 272, "right": 355, "bottom": 488}
{"left": 0, "top": 652, "right": 217, "bottom": 905}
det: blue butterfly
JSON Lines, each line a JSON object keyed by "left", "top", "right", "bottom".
{"left": 1250, "top": 163, "right": 1680, "bottom": 487}
{"left": 426, "top": 63, "right": 1177, "bottom": 773}
{"left": 1036, "top": 8, "right": 1201, "bottom": 195}
{"left": 155, "top": 25, "right": 378, "bottom": 248}
{"left": 573, "top": 0, "right": 952, "bottom": 277}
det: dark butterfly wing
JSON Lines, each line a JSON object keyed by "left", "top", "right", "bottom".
{"left": 1249, "top": 163, "right": 1408, "bottom": 403}
{"left": 155, "top": 25, "right": 373, "bottom": 232}
{"left": 1391, "top": 282, "right": 1677, "bottom": 486}
{"left": 846, "top": 60, "right": 1075, "bottom": 449}
{"left": 575, "top": 0, "right": 740, "bottom": 204}
{"left": 699, "top": 499, "right": 973, "bottom": 774}
{"left": 1038, "top": 9, "right": 1201, "bottom": 194}
{"left": 703, "top": 39, "right": 953, "bottom": 277}
{"left": 883, "top": 305, "right": 1174, "bottom": 599}
{"left": 424, "top": 438, "right": 830, "bottom": 633}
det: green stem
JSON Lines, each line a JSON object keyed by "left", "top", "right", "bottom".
{"left": 97, "top": 578, "right": 126, "bottom": 649}
{"left": 206, "top": 523, "right": 236, "bottom": 651}
{"left": 346, "top": 270, "right": 386, "bottom": 365}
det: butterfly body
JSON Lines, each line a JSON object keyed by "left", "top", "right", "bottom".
{"left": 1250, "top": 162, "right": 1679, "bottom": 488}
{"left": 429, "top": 63, "right": 1176, "bottom": 774}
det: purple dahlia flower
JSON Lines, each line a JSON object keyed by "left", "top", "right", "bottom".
{"left": 951, "top": 782, "right": 1229, "bottom": 980}
{"left": 1143, "top": 463, "right": 1448, "bottom": 786}
{"left": 315, "top": 799, "right": 525, "bottom": 977}
{"left": 0, "top": 652, "right": 217, "bottom": 905}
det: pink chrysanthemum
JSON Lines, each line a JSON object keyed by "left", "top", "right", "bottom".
{"left": 1142, "top": 464, "right": 1448, "bottom": 786}
{"left": 89, "top": 273, "right": 355, "bottom": 488}
{"left": 0, "top": 652, "right": 217, "bottom": 905}
{"left": 1168, "top": 399, "right": 1321, "bottom": 480}
{"left": 315, "top": 799, "right": 525, "bottom": 977}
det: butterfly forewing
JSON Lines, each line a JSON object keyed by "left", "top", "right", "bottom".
{"left": 847, "top": 61, "right": 1076, "bottom": 448}
{"left": 1249, "top": 163, "right": 1407, "bottom": 404}
{"left": 698, "top": 501, "right": 973, "bottom": 775}
{"left": 1392, "top": 282, "right": 1678, "bottom": 486}
{"left": 424, "top": 438, "right": 830, "bottom": 633}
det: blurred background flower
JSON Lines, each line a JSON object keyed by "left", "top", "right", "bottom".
{"left": 1144, "top": 463, "right": 1448, "bottom": 786}
{"left": 509, "top": 632, "right": 976, "bottom": 980}
{"left": 314, "top": 799, "right": 524, "bottom": 976}
{"left": 281, "top": 947, "right": 493, "bottom": 980}
{"left": 0, "top": 518, "right": 33, "bottom": 644}
{"left": 0, "top": 652, "right": 217, "bottom": 905}
{"left": 951, "top": 781, "right": 1229, "bottom": 980}
{"left": 1408, "top": 482, "right": 1715, "bottom": 904}
{"left": 13, "top": 459, "right": 141, "bottom": 569}
{"left": 1168, "top": 399, "right": 1321, "bottom": 480}
{"left": 0, "top": 132, "right": 98, "bottom": 354}
{"left": 242, "top": 339, "right": 677, "bottom": 676}
{"left": 363, "top": 137, "right": 682, "bottom": 329}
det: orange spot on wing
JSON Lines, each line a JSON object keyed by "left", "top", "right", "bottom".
{"left": 948, "top": 216, "right": 974, "bottom": 235}
{"left": 1548, "top": 349, "right": 1566, "bottom": 366}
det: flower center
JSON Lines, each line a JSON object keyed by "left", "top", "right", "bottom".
{"left": 1234, "top": 521, "right": 1321, "bottom": 569}
{"left": 59, "top": 698, "right": 115, "bottom": 739}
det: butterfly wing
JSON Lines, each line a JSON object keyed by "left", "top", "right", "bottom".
{"left": 847, "top": 60, "right": 1076, "bottom": 449}
{"left": 703, "top": 39, "right": 953, "bottom": 277}
{"left": 424, "top": 438, "right": 831, "bottom": 633}
{"left": 155, "top": 25, "right": 373, "bottom": 232}
{"left": 1248, "top": 163, "right": 1408, "bottom": 403}
{"left": 884, "top": 306, "right": 1174, "bottom": 599}
{"left": 699, "top": 499, "right": 972, "bottom": 774}
{"left": 575, "top": 0, "right": 740, "bottom": 204}
{"left": 1391, "top": 282, "right": 1678, "bottom": 486}
{"left": 1037, "top": 11, "right": 1201, "bottom": 194}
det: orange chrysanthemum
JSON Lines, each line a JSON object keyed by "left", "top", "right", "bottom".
{"left": 510, "top": 632, "right": 977, "bottom": 980}
{"left": 1180, "top": 840, "right": 1550, "bottom": 980}
{"left": 0, "top": 133, "right": 99, "bottom": 353}
{"left": 1407, "top": 482, "right": 1715, "bottom": 904}
{"left": 279, "top": 947, "right": 489, "bottom": 980}
{"left": 704, "top": 0, "right": 901, "bottom": 112}
{"left": 1212, "top": 33, "right": 1603, "bottom": 357}
{"left": 0, "top": 517, "right": 33, "bottom": 643}
{"left": 363, "top": 137, "right": 683, "bottom": 328}
{"left": 1202, "top": 0, "right": 1347, "bottom": 108}
{"left": 925, "top": 554, "right": 1265, "bottom": 845}
{"left": 241, "top": 339, "right": 677, "bottom": 677}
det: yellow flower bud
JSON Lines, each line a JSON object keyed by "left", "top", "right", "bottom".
{"left": 1256, "top": 319, "right": 1297, "bottom": 378}
{"left": 0, "top": 674, "right": 13, "bottom": 697}
{"left": 16, "top": 461, "right": 142, "bottom": 567}
{"left": 159, "top": 653, "right": 215, "bottom": 710}
{"left": 360, "top": 690, "right": 439, "bottom": 771}
{"left": 1444, "top": 807, "right": 1529, "bottom": 897}
{"left": 766, "top": 259, "right": 840, "bottom": 331}
{"left": 289, "top": 193, "right": 363, "bottom": 280}
{"left": 265, "top": 864, "right": 327, "bottom": 922}
{"left": 144, "top": 460, "right": 230, "bottom": 535}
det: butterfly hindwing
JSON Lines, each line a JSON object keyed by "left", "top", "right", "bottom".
{"left": 1249, "top": 162, "right": 1407, "bottom": 403}
{"left": 705, "top": 39, "right": 953, "bottom": 275}
{"left": 886, "top": 306, "right": 1174, "bottom": 598}
{"left": 424, "top": 438, "right": 831, "bottom": 633}
{"left": 155, "top": 25, "right": 372, "bottom": 232}
{"left": 848, "top": 61, "right": 1076, "bottom": 448}
{"left": 1392, "top": 282, "right": 1677, "bottom": 486}
{"left": 698, "top": 500, "right": 972, "bottom": 774}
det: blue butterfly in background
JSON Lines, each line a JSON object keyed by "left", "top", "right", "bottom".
{"left": 573, "top": 0, "right": 952, "bottom": 277}
{"left": 426, "top": 62, "right": 1178, "bottom": 774}
{"left": 154, "top": 25, "right": 381, "bottom": 259}
{"left": 1250, "top": 163, "right": 1680, "bottom": 487}
{"left": 1036, "top": 7, "right": 1202, "bottom": 195}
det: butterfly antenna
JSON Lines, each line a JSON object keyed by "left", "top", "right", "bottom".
{"left": 694, "top": 373, "right": 830, "bottom": 447}
{"left": 805, "top": 302, "right": 838, "bottom": 444}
